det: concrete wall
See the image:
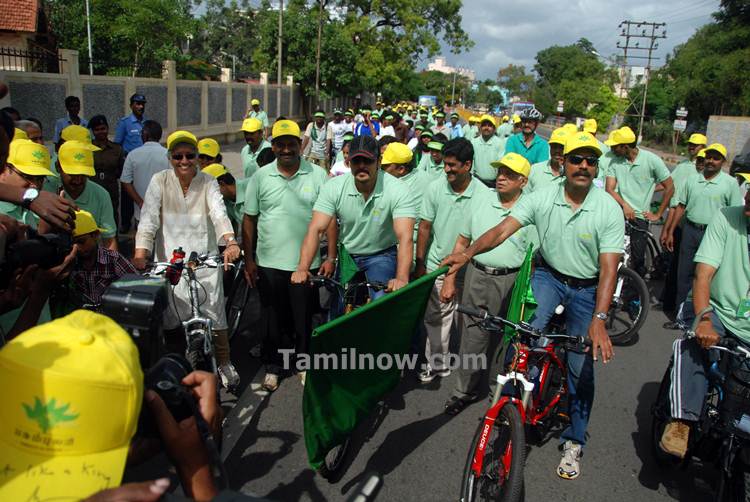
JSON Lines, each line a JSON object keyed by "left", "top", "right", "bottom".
{"left": 707, "top": 115, "right": 750, "bottom": 163}
{"left": 0, "top": 49, "right": 305, "bottom": 144}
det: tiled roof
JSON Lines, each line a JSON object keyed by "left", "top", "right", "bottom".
{"left": 0, "top": 0, "right": 40, "bottom": 33}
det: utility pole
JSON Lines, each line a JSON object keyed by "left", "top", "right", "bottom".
{"left": 84, "top": 0, "right": 93, "bottom": 75}
{"left": 314, "top": 0, "right": 326, "bottom": 108}
{"left": 276, "top": 0, "right": 283, "bottom": 118}
{"left": 616, "top": 20, "right": 666, "bottom": 141}
{"left": 450, "top": 71, "right": 457, "bottom": 106}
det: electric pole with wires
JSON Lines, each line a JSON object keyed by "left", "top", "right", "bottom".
{"left": 616, "top": 20, "right": 667, "bottom": 141}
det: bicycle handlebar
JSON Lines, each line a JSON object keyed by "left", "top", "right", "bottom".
{"left": 685, "top": 306, "right": 750, "bottom": 359}
{"left": 309, "top": 275, "right": 388, "bottom": 291}
{"left": 147, "top": 254, "right": 235, "bottom": 273}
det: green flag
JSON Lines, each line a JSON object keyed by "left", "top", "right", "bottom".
{"left": 338, "top": 242, "right": 359, "bottom": 286}
{"left": 302, "top": 267, "right": 446, "bottom": 469}
{"left": 503, "top": 245, "right": 537, "bottom": 342}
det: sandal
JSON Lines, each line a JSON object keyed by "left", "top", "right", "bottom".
{"left": 444, "top": 396, "right": 472, "bottom": 416}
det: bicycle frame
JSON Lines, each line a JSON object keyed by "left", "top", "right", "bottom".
{"left": 183, "top": 263, "right": 217, "bottom": 376}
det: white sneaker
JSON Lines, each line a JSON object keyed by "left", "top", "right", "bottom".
{"left": 557, "top": 440, "right": 582, "bottom": 480}
{"left": 218, "top": 363, "right": 240, "bottom": 389}
{"left": 434, "top": 367, "right": 451, "bottom": 378}
{"left": 298, "top": 371, "right": 306, "bottom": 386}
{"left": 262, "top": 372, "right": 279, "bottom": 392}
{"left": 418, "top": 368, "right": 436, "bottom": 383}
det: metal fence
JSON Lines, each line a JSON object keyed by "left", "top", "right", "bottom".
{"left": 0, "top": 47, "right": 63, "bottom": 73}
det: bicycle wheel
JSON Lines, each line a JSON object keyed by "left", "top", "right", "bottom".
{"left": 186, "top": 335, "right": 207, "bottom": 372}
{"left": 225, "top": 279, "right": 249, "bottom": 341}
{"left": 650, "top": 363, "right": 682, "bottom": 469}
{"left": 460, "top": 403, "right": 525, "bottom": 502}
{"left": 645, "top": 233, "right": 667, "bottom": 281}
{"left": 607, "top": 267, "right": 650, "bottom": 345}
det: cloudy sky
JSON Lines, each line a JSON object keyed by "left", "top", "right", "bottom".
{"left": 433, "top": 0, "right": 720, "bottom": 80}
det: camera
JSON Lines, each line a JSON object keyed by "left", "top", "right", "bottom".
{"left": 137, "top": 353, "right": 195, "bottom": 437}
{"left": 0, "top": 228, "right": 72, "bottom": 288}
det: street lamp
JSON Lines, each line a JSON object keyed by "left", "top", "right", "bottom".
{"left": 84, "top": 0, "right": 93, "bottom": 75}
{"left": 276, "top": 0, "right": 283, "bottom": 118}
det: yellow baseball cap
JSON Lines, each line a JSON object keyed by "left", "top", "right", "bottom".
{"left": 548, "top": 127, "right": 570, "bottom": 147}
{"left": 201, "top": 163, "right": 228, "bottom": 178}
{"left": 166, "top": 130, "right": 197, "bottom": 150}
{"left": 502, "top": 115, "right": 510, "bottom": 122}
{"left": 381, "top": 143, "right": 414, "bottom": 165}
{"left": 73, "top": 210, "right": 104, "bottom": 237}
{"left": 468, "top": 116, "right": 479, "bottom": 123}
{"left": 7, "top": 139, "right": 55, "bottom": 177}
{"left": 583, "top": 118, "right": 598, "bottom": 134}
{"left": 704, "top": 143, "right": 727, "bottom": 158}
{"left": 0, "top": 310, "right": 143, "bottom": 501}
{"left": 604, "top": 126, "right": 636, "bottom": 146}
{"left": 60, "top": 124, "right": 93, "bottom": 144}
{"left": 562, "top": 123, "right": 578, "bottom": 133}
{"left": 271, "top": 119, "right": 301, "bottom": 139}
{"left": 512, "top": 114, "right": 521, "bottom": 124}
{"left": 688, "top": 133, "right": 708, "bottom": 145}
{"left": 241, "top": 117, "right": 263, "bottom": 133}
{"left": 696, "top": 148, "right": 706, "bottom": 159}
{"left": 564, "top": 132, "right": 603, "bottom": 156}
{"left": 197, "top": 138, "right": 220, "bottom": 158}
{"left": 491, "top": 152, "right": 531, "bottom": 177}
{"left": 251, "top": 98, "right": 260, "bottom": 106}
{"left": 479, "top": 114, "right": 496, "bottom": 126}
{"left": 13, "top": 128, "right": 28, "bottom": 140}
{"left": 58, "top": 140, "right": 97, "bottom": 176}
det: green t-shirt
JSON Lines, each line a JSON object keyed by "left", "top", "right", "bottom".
{"left": 607, "top": 149, "right": 671, "bottom": 218}
{"left": 471, "top": 135, "right": 506, "bottom": 182}
{"left": 417, "top": 154, "right": 444, "bottom": 181}
{"left": 420, "top": 177, "right": 489, "bottom": 271}
{"left": 248, "top": 109, "right": 269, "bottom": 127}
{"left": 670, "top": 160, "right": 699, "bottom": 208}
{"left": 66, "top": 182, "right": 117, "bottom": 239}
{"left": 497, "top": 122, "right": 514, "bottom": 138}
{"left": 0, "top": 201, "right": 39, "bottom": 228}
{"left": 462, "top": 190, "right": 537, "bottom": 269}
{"left": 694, "top": 206, "right": 750, "bottom": 342}
{"left": 225, "top": 177, "right": 252, "bottom": 230}
{"left": 527, "top": 160, "right": 564, "bottom": 193}
{"left": 241, "top": 140, "right": 272, "bottom": 178}
{"left": 511, "top": 183, "right": 625, "bottom": 279}
{"left": 677, "top": 170, "right": 743, "bottom": 226}
{"left": 313, "top": 172, "right": 417, "bottom": 255}
{"left": 244, "top": 159, "right": 328, "bottom": 271}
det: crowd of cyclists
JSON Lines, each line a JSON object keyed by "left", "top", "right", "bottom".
{"left": 0, "top": 80, "right": 748, "bottom": 499}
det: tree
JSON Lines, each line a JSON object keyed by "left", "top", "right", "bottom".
{"left": 496, "top": 64, "right": 534, "bottom": 99}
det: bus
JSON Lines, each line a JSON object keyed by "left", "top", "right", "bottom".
{"left": 510, "top": 101, "right": 535, "bottom": 116}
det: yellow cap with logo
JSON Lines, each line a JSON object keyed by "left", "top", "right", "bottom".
{"left": 565, "top": 132, "right": 603, "bottom": 156}
{"left": 13, "top": 128, "right": 28, "bottom": 140}
{"left": 502, "top": 115, "right": 510, "bottom": 122}
{"left": 736, "top": 172, "right": 750, "bottom": 183}
{"left": 60, "top": 125, "right": 93, "bottom": 144}
{"left": 688, "top": 133, "right": 708, "bottom": 145}
{"left": 704, "top": 143, "right": 727, "bottom": 158}
{"left": 58, "top": 140, "right": 97, "bottom": 176}
{"left": 562, "top": 123, "right": 578, "bottom": 133}
{"left": 512, "top": 114, "right": 521, "bottom": 124}
{"left": 583, "top": 118, "right": 598, "bottom": 134}
{"left": 479, "top": 114, "right": 496, "bottom": 126}
{"left": 696, "top": 148, "right": 706, "bottom": 159}
{"left": 468, "top": 116, "right": 479, "bottom": 123}
{"left": 73, "top": 210, "right": 105, "bottom": 237}
{"left": 7, "top": 139, "right": 55, "bottom": 177}
{"left": 271, "top": 119, "right": 301, "bottom": 139}
{"left": 604, "top": 126, "right": 636, "bottom": 146}
{"left": 241, "top": 118, "right": 263, "bottom": 133}
{"left": 381, "top": 142, "right": 414, "bottom": 165}
{"left": 548, "top": 127, "right": 570, "bottom": 147}
{"left": 166, "top": 130, "right": 197, "bottom": 150}
{"left": 490, "top": 152, "right": 531, "bottom": 177}
{"left": 251, "top": 98, "right": 260, "bottom": 106}
{"left": 197, "top": 138, "right": 220, "bottom": 158}
{"left": 201, "top": 163, "right": 228, "bottom": 178}
{"left": 0, "top": 310, "right": 143, "bottom": 501}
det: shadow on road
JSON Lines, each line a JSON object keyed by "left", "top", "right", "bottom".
{"left": 632, "top": 381, "right": 715, "bottom": 501}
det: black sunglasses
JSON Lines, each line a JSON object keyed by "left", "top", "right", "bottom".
{"left": 568, "top": 154, "right": 599, "bottom": 166}
{"left": 171, "top": 153, "right": 197, "bottom": 161}
{"left": 9, "top": 165, "right": 45, "bottom": 187}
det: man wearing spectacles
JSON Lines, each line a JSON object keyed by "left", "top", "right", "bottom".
{"left": 605, "top": 126, "right": 674, "bottom": 278}
{"left": 442, "top": 133, "right": 624, "bottom": 481}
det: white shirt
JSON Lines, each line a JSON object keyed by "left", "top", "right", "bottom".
{"left": 330, "top": 160, "right": 351, "bottom": 176}
{"left": 120, "top": 141, "right": 170, "bottom": 219}
{"left": 329, "top": 120, "right": 350, "bottom": 150}
{"left": 304, "top": 122, "right": 330, "bottom": 159}
{"left": 378, "top": 125, "right": 396, "bottom": 139}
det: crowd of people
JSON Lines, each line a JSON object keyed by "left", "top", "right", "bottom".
{"left": 0, "top": 82, "right": 748, "bottom": 499}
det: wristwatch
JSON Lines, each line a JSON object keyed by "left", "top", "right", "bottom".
{"left": 594, "top": 311, "right": 609, "bottom": 322}
{"left": 21, "top": 187, "right": 39, "bottom": 209}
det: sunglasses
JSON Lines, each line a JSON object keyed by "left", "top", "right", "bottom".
{"left": 568, "top": 155, "right": 599, "bottom": 166}
{"left": 171, "top": 153, "right": 196, "bottom": 161}
{"left": 9, "top": 165, "right": 45, "bottom": 188}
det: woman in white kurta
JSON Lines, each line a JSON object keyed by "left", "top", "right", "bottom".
{"left": 134, "top": 130, "right": 241, "bottom": 387}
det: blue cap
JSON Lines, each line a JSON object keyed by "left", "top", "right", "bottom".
{"left": 130, "top": 93, "right": 147, "bottom": 103}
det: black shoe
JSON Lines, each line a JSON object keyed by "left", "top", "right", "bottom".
{"left": 444, "top": 396, "right": 473, "bottom": 416}
{"left": 663, "top": 321, "right": 682, "bottom": 330}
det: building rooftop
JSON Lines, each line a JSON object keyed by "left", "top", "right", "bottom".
{"left": 0, "top": 0, "right": 40, "bottom": 33}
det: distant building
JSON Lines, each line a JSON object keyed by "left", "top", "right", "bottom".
{"left": 0, "top": 0, "right": 57, "bottom": 72}
{"left": 613, "top": 66, "right": 646, "bottom": 98}
{"left": 427, "top": 57, "right": 476, "bottom": 82}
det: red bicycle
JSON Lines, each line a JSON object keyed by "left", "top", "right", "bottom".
{"left": 457, "top": 305, "right": 589, "bottom": 502}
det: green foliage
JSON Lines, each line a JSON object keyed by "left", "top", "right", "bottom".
{"left": 465, "top": 82, "right": 504, "bottom": 108}
{"left": 496, "top": 64, "right": 534, "bottom": 99}
{"left": 417, "top": 71, "right": 469, "bottom": 104}
{"left": 23, "top": 397, "right": 79, "bottom": 433}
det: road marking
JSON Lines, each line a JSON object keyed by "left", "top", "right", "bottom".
{"left": 221, "top": 363, "right": 268, "bottom": 461}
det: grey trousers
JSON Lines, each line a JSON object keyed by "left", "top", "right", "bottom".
{"left": 675, "top": 222, "right": 706, "bottom": 309}
{"left": 453, "top": 262, "right": 518, "bottom": 400}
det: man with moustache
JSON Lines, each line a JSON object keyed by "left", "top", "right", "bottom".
{"left": 471, "top": 115, "right": 506, "bottom": 187}
{"left": 442, "top": 133, "right": 624, "bottom": 480}
{"left": 240, "top": 117, "right": 274, "bottom": 178}
{"left": 291, "top": 135, "right": 417, "bottom": 297}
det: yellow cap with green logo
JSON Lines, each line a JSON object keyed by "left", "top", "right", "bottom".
{"left": 251, "top": 98, "right": 260, "bottom": 106}
{"left": 202, "top": 163, "right": 228, "bottom": 178}
{"left": 583, "top": 118, "right": 598, "bottom": 134}
{"left": 479, "top": 114, "right": 496, "bottom": 126}
{"left": 197, "top": 138, "right": 220, "bottom": 158}
{"left": 73, "top": 210, "right": 105, "bottom": 237}
{"left": 512, "top": 114, "right": 521, "bottom": 124}
{"left": 688, "top": 133, "right": 708, "bottom": 145}
{"left": 8, "top": 139, "right": 55, "bottom": 177}
{"left": 13, "top": 128, "right": 28, "bottom": 141}
{"left": 704, "top": 143, "right": 727, "bottom": 158}
{"left": 565, "top": 132, "right": 603, "bottom": 156}
{"left": 271, "top": 119, "right": 301, "bottom": 139}
{"left": 548, "top": 127, "right": 570, "bottom": 147}
{"left": 696, "top": 148, "right": 706, "bottom": 159}
{"left": 61, "top": 124, "right": 94, "bottom": 144}
{"left": 604, "top": 126, "right": 636, "bottom": 146}
{"left": 240, "top": 118, "right": 263, "bottom": 133}
{"left": 490, "top": 152, "right": 531, "bottom": 177}
{"left": 166, "top": 130, "right": 197, "bottom": 151}
{"left": 58, "top": 140, "right": 97, "bottom": 176}
{"left": 0, "top": 310, "right": 143, "bottom": 500}
{"left": 381, "top": 142, "right": 413, "bottom": 165}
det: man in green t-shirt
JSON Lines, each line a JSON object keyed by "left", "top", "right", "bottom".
{"left": 417, "top": 133, "right": 446, "bottom": 180}
{"left": 659, "top": 194, "right": 750, "bottom": 459}
{"left": 527, "top": 127, "right": 569, "bottom": 193}
{"left": 471, "top": 115, "right": 506, "bottom": 187}
{"left": 201, "top": 163, "right": 251, "bottom": 234}
{"left": 240, "top": 118, "right": 274, "bottom": 178}
{"left": 246, "top": 98, "right": 270, "bottom": 137}
{"left": 242, "top": 120, "right": 333, "bottom": 392}
{"left": 605, "top": 126, "right": 674, "bottom": 278}
{"left": 442, "top": 132, "right": 624, "bottom": 480}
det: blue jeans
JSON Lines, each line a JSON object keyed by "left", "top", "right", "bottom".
{"left": 528, "top": 267, "right": 597, "bottom": 446}
{"left": 330, "top": 246, "right": 397, "bottom": 318}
